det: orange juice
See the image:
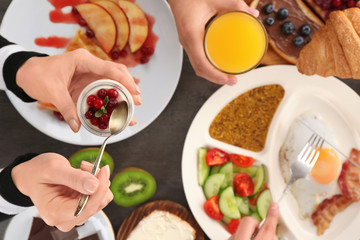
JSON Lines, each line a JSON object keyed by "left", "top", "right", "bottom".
{"left": 204, "top": 11, "right": 267, "bottom": 74}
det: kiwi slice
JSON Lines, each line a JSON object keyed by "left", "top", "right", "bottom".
{"left": 69, "top": 148, "right": 114, "bottom": 175}
{"left": 111, "top": 167, "right": 156, "bottom": 207}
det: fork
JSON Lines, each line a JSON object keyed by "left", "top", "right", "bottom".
{"left": 251, "top": 133, "right": 324, "bottom": 239}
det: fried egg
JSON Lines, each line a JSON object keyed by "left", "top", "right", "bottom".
{"left": 279, "top": 112, "right": 341, "bottom": 219}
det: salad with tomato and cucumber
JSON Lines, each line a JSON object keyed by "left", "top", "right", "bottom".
{"left": 198, "top": 147, "right": 273, "bottom": 234}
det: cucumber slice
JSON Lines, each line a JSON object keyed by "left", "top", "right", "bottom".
{"left": 250, "top": 212, "right": 261, "bottom": 222}
{"left": 203, "top": 173, "right": 226, "bottom": 199}
{"left": 219, "top": 186, "right": 240, "bottom": 219}
{"left": 219, "top": 162, "right": 233, "bottom": 188}
{"left": 235, "top": 196, "right": 250, "bottom": 216}
{"left": 197, "top": 147, "right": 210, "bottom": 186}
{"left": 210, "top": 165, "right": 221, "bottom": 175}
{"left": 256, "top": 189, "right": 273, "bottom": 220}
{"left": 249, "top": 204, "right": 257, "bottom": 213}
{"left": 233, "top": 165, "right": 259, "bottom": 178}
{"left": 250, "top": 164, "right": 266, "bottom": 197}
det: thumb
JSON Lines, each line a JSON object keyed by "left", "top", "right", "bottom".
{"left": 52, "top": 165, "right": 100, "bottom": 195}
{"left": 260, "top": 203, "right": 279, "bottom": 233}
{"left": 54, "top": 91, "right": 80, "bottom": 133}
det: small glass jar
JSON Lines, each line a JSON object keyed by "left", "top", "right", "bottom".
{"left": 77, "top": 79, "right": 134, "bottom": 137}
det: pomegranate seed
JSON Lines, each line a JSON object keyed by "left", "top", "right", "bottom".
{"left": 71, "top": 7, "right": 79, "bottom": 15}
{"left": 111, "top": 51, "right": 120, "bottom": 60}
{"left": 86, "top": 95, "right": 97, "bottom": 106}
{"left": 141, "top": 46, "right": 154, "bottom": 56}
{"left": 85, "top": 110, "right": 94, "bottom": 119}
{"left": 93, "top": 98, "right": 104, "bottom": 109}
{"left": 107, "top": 88, "right": 119, "bottom": 99}
{"left": 79, "top": 18, "right": 87, "bottom": 27}
{"left": 347, "top": 0, "right": 356, "bottom": 7}
{"left": 140, "top": 56, "right": 150, "bottom": 64}
{"left": 107, "top": 98, "right": 118, "bottom": 108}
{"left": 53, "top": 111, "right": 64, "bottom": 121}
{"left": 97, "top": 89, "right": 107, "bottom": 99}
{"left": 86, "top": 29, "right": 95, "bottom": 38}
{"left": 332, "top": 0, "right": 342, "bottom": 7}
{"left": 90, "top": 117, "right": 98, "bottom": 126}
{"left": 99, "top": 113, "right": 110, "bottom": 123}
{"left": 98, "top": 122, "right": 108, "bottom": 129}
{"left": 357, "top": 1, "right": 360, "bottom": 7}
{"left": 120, "top": 50, "right": 127, "bottom": 57}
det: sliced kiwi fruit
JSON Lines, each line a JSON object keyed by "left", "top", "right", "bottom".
{"left": 69, "top": 148, "right": 114, "bottom": 175}
{"left": 111, "top": 167, "right": 156, "bottom": 207}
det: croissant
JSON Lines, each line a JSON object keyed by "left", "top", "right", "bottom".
{"left": 297, "top": 8, "right": 360, "bottom": 79}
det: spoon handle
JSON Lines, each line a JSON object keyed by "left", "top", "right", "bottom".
{"left": 74, "top": 135, "right": 111, "bottom": 216}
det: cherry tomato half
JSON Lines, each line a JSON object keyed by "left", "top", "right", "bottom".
{"left": 233, "top": 173, "right": 254, "bottom": 197}
{"left": 206, "top": 148, "right": 230, "bottom": 166}
{"left": 227, "top": 219, "right": 241, "bottom": 234}
{"left": 230, "top": 154, "right": 254, "bottom": 168}
{"left": 203, "top": 195, "right": 224, "bottom": 220}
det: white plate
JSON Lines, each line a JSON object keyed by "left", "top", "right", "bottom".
{"left": 0, "top": 0, "right": 182, "bottom": 145}
{"left": 182, "top": 65, "right": 360, "bottom": 240}
{"left": 4, "top": 206, "right": 115, "bottom": 240}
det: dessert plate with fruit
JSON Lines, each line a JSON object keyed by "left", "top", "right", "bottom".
{"left": 0, "top": 0, "right": 182, "bottom": 145}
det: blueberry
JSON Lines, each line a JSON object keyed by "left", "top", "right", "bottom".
{"left": 277, "top": 8, "right": 289, "bottom": 20}
{"left": 265, "top": 17, "right": 275, "bottom": 26}
{"left": 300, "top": 24, "right": 312, "bottom": 36}
{"left": 281, "top": 21, "right": 295, "bottom": 35}
{"left": 293, "top": 36, "right": 305, "bottom": 46}
{"left": 263, "top": 4, "right": 274, "bottom": 14}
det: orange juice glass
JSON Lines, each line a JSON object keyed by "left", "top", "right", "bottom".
{"left": 204, "top": 11, "right": 268, "bottom": 74}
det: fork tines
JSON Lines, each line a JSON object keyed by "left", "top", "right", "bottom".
{"left": 298, "top": 133, "right": 325, "bottom": 168}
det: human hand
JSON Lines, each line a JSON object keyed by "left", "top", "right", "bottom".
{"left": 11, "top": 153, "right": 113, "bottom": 232}
{"left": 169, "top": 0, "right": 259, "bottom": 86}
{"left": 229, "top": 203, "right": 279, "bottom": 240}
{"left": 16, "top": 49, "right": 142, "bottom": 132}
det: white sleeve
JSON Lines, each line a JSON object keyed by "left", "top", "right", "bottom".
{"left": 0, "top": 44, "right": 29, "bottom": 91}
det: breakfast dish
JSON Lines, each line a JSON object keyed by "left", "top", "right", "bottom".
{"left": 4, "top": 206, "right": 115, "bottom": 240}
{"left": 116, "top": 200, "right": 204, "bottom": 240}
{"left": 251, "top": 0, "right": 323, "bottom": 64}
{"left": 182, "top": 65, "right": 360, "bottom": 239}
{"left": 0, "top": 0, "right": 182, "bottom": 145}
{"left": 297, "top": 8, "right": 360, "bottom": 79}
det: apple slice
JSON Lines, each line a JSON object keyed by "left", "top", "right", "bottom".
{"left": 118, "top": 0, "right": 148, "bottom": 52}
{"left": 75, "top": 3, "right": 117, "bottom": 53}
{"left": 91, "top": 0, "right": 129, "bottom": 51}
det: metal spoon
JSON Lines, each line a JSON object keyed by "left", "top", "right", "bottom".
{"left": 74, "top": 101, "right": 129, "bottom": 216}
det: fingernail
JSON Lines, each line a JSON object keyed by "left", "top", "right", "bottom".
{"left": 81, "top": 161, "right": 93, "bottom": 168}
{"left": 227, "top": 80, "right": 237, "bottom": 86}
{"left": 135, "top": 95, "right": 142, "bottom": 105}
{"left": 136, "top": 85, "right": 141, "bottom": 94}
{"left": 104, "top": 165, "right": 110, "bottom": 178}
{"left": 249, "top": 8, "right": 259, "bottom": 17}
{"left": 83, "top": 178, "right": 99, "bottom": 194}
{"left": 249, "top": 7, "right": 259, "bottom": 17}
{"left": 69, "top": 119, "right": 80, "bottom": 132}
{"left": 269, "top": 202, "right": 279, "bottom": 211}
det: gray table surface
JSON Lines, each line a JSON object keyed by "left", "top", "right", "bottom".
{"left": 1, "top": 1, "right": 360, "bottom": 239}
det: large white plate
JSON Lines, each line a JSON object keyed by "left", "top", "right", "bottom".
{"left": 4, "top": 206, "right": 115, "bottom": 240}
{"left": 0, "top": 0, "right": 182, "bottom": 145}
{"left": 182, "top": 65, "right": 360, "bottom": 240}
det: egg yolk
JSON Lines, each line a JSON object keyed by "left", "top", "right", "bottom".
{"left": 310, "top": 148, "right": 340, "bottom": 185}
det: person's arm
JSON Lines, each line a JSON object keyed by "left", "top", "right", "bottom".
{"left": 0, "top": 153, "right": 38, "bottom": 220}
{"left": 0, "top": 35, "right": 48, "bottom": 102}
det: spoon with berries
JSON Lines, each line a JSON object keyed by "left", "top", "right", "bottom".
{"left": 74, "top": 100, "right": 129, "bottom": 216}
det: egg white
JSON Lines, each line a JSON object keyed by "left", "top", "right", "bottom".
{"left": 279, "top": 111, "right": 340, "bottom": 219}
